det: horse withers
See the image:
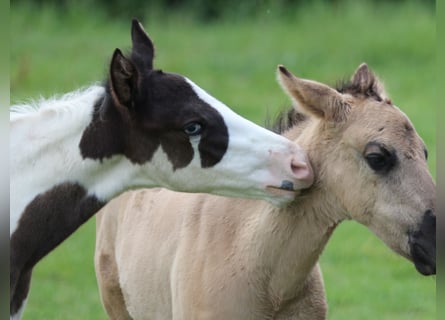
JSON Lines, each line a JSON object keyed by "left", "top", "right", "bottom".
{"left": 95, "top": 63, "right": 435, "bottom": 319}
{"left": 10, "top": 20, "right": 313, "bottom": 320}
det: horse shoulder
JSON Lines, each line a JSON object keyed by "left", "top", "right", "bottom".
{"left": 97, "top": 189, "right": 191, "bottom": 318}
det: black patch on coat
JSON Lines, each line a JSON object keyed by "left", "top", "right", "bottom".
{"left": 79, "top": 72, "right": 229, "bottom": 169}
{"left": 10, "top": 183, "right": 105, "bottom": 312}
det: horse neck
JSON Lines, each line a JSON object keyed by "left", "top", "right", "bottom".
{"left": 248, "top": 120, "right": 347, "bottom": 301}
{"left": 10, "top": 86, "right": 149, "bottom": 231}
{"left": 11, "top": 87, "right": 105, "bottom": 153}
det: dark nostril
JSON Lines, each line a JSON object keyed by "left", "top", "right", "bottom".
{"left": 280, "top": 180, "right": 295, "bottom": 191}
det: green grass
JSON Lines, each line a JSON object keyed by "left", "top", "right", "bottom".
{"left": 11, "top": 1, "right": 436, "bottom": 319}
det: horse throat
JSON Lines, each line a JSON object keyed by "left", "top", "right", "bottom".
{"left": 259, "top": 192, "right": 342, "bottom": 305}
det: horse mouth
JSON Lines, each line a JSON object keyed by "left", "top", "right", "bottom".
{"left": 266, "top": 180, "right": 301, "bottom": 195}
{"left": 408, "top": 211, "right": 436, "bottom": 276}
{"left": 266, "top": 186, "right": 299, "bottom": 196}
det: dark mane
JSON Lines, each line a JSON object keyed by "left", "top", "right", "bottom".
{"left": 335, "top": 78, "right": 383, "bottom": 102}
{"left": 268, "top": 107, "right": 308, "bottom": 134}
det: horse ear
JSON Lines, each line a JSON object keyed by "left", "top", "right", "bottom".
{"left": 131, "top": 19, "right": 154, "bottom": 70}
{"left": 351, "top": 63, "right": 388, "bottom": 101}
{"left": 109, "top": 48, "right": 137, "bottom": 109}
{"left": 277, "top": 65, "right": 350, "bottom": 122}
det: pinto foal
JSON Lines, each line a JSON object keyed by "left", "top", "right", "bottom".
{"left": 10, "top": 20, "right": 313, "bottom": 319}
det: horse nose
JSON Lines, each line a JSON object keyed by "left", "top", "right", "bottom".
{"left": 268, "top": 144, "right": 314, "bottom": 191}
{"left": 290, "top": 156, "right": 313, "bottom": 188}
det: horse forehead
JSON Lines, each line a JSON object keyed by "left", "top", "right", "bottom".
{"left": 145, "top": 73, "right": 226, "bottom": 115}
{"left": 346, "top": 103, "right": 424, "bottom": 149}
{"left": 147, "top": 72, "right": 196, "bottom": 101}
{"left": 183, "top": 77, "right": 235, "bottom": 117}
{"left": 351, "top": 102, "right": 411, "bottom": 131}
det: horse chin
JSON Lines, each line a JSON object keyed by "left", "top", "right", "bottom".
{"left": 410, "top": 242, "right": 436, "bottom": 276}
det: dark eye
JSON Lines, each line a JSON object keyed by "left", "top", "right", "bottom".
{"left": 184, "top": 122, "right": 203, "bottom": 136}
{"left": 364, "top": 142, "right": 397, "bottom": 174}
{"left": 366, "top": 153, "right": 388, "bottom": 171}
{"left": 424, "top": 148, "right": 428, "bottom": 160}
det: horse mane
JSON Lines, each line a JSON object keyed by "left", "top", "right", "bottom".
{"left": 335, "top": 78, "right": 384, "bottom": 102}
{"left": 268, "top": 107, "right": 308, "bottom": 134}
{"left": 10, "top": 85, "right": 105, "bottom": 121}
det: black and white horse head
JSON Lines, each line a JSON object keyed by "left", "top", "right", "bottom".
{"left": 79, "top": 19, "right": 314, "bottom": 203}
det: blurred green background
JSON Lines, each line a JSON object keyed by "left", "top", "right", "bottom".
{"left": 11, "top": 0, "right": 435, "bottom": 319}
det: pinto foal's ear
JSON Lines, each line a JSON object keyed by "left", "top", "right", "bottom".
{"left": 351, "top": 63, "right": 389, "bottom": 101}
{"left": 131, "top": 19, "right": 155, "bottom": 70}
{"left": 109, "top": 49, "right": 137, "bottom": 108}
{"left": 277, "top": 65, "right": 350, "bottom": 122}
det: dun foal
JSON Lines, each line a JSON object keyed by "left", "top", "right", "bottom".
{"left": 95, "top": 64, "right": 435, "bottom": 319}
{"left": 10, "top": 20, "right": 313, "bottom": 320}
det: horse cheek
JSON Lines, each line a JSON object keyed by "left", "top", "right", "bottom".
{"left": 160, "top": 134, "right": 194, "bottom": 170}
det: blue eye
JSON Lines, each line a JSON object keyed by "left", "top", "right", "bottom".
{"left": 184, "top": 122, "right": 203, "bottom": 136}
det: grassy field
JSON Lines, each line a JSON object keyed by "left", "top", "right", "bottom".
{"left": 11, "top": 1, "right": 436, "bottom": 319}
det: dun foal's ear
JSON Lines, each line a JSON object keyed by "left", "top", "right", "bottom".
{"left": 131, "top": 19, "right": 155, "bottom": 70}
{"left": 351, "top": 63, "right": 388, "bottom": 101}
{"left": 277, "top": 65, "right": 350, "bottom": 122}
{"left": 109, "top": 48, "right": 137, "bottom": 108}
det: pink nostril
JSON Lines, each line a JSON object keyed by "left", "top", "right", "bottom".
{"left": 291, "top": 159, "right": 314, "bottom": 184}
{"left": 268, "top": 147, "right": 314, "bottom": 191}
